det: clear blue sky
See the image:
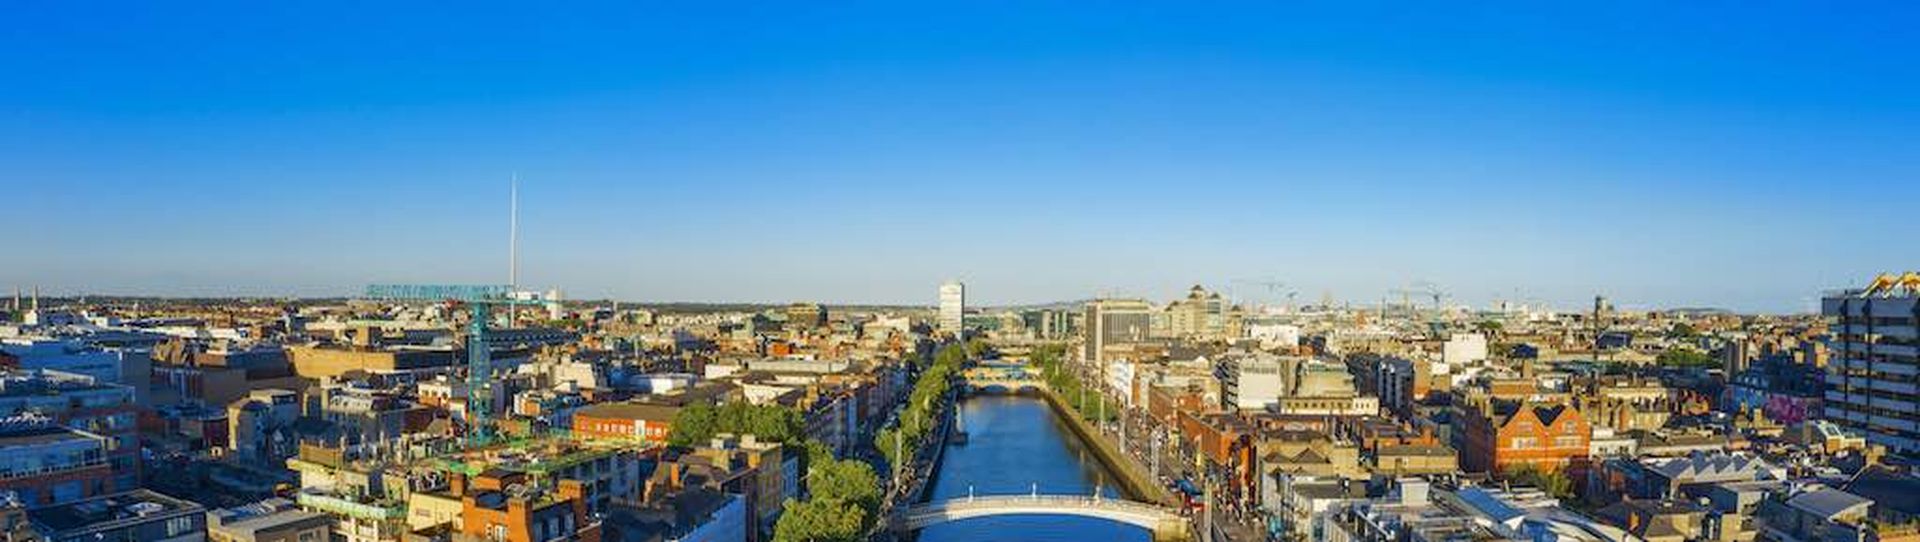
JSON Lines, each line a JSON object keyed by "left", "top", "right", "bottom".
{"left": 4, "top": 2, "right": 1916, "bottom": 313}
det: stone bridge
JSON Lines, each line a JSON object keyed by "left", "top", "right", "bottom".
{"left": 958, "top": 366, "right": 1048, "bottom": 394}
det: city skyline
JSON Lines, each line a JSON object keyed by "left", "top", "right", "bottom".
{"left": 6, "top": 3, "right": 1917, "bottom": 312}
{"left": 4, "top": 5, "right": 1917, "bottom": 541}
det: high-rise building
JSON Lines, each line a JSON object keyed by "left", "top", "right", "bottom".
{"left": 938, "top": 281, "right": 966, "bottom": 337}
{"left": 1081, "top": 298, "right": 1153, "bottom": 364}
{"left": 1823, "top": 273, "right": 1920, "bottom": 452}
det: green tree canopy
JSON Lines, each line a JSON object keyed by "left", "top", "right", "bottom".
{"left": 667, "top": 402, "right": 805, "bottom": 447}
{"left": 1503, "top": 464, "right": 1575, "bottom": 500}
{"left": 772, "top": 498, "right": 868, "bottom": 542}
{"left": 1657, "top": 349, "right": 1718, "bottom": 368}
{"left": 807, "top": 459, "right": 880, "bottom": 511}
{"left": 1667, "top": 322, "right": 1699, "bottom": 339}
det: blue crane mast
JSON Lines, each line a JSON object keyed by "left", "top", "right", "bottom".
{"left": 363, "top": 284, "right": 536, "bottom": 445}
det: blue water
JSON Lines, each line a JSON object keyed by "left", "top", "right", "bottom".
{"left": 916, "top": 394, "right": 1153, "bottom": 542}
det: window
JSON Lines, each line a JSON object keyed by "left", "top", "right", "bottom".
{"left": 166, "top": 516, "right": 194, "bottom": 537}
{"left": 1509, "top": 437, "right": 1538, "bottom": 449}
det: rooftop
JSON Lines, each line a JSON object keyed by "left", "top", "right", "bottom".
{"left": 29, "top": 489, "right": 203, "bottom": 534}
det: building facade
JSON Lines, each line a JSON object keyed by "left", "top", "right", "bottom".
{"left": 937, "top": 281, "right": 965, "bottom": 337}
{"left": 1823, "top": 278, "right": 1920, "bottom": 452}
{"left": 1082, "top": 299, "right": 1152, "bottom": 365}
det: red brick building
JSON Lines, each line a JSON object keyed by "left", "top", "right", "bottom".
{"left": 571, "top": 402, "right": 679, "bottom": 442}
{"left": 1455, "top": 398, "right": 1592, "bottom": 475}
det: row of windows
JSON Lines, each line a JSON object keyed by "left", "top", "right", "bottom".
{"left": 1838, "top": 316, "right": 1919, "bottom": 327}
{"left": 1506, "top": 436, "right": 1584, "bottom": 449}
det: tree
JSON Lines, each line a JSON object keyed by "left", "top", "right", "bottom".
{"left": 667, "top": 404, "right": 718, "bottom": 447}
{"left": 1504, "top": 464, "right": 1575, "bottom": 500}
{"left": 772, "top": 498, "right": 867, "bottom": 542}
{"left": 1666, "top": 322, "right": 1699, "bottom": 339}
{"left": 1656, "top": 349, "right": 1718, "bottom": 369}
{"left": 667, "top": 402, "right": 804, "bottom": 447}
{"left": 808, "top": 459, "right": 881, "bottom": 510}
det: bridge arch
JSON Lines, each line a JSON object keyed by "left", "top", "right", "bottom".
{"left": 892, "top": 495, "right": 1190, "bottom": 541}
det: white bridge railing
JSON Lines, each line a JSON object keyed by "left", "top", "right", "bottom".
{"left": 895, "top": 494, "right": 1184, "bottom": 531}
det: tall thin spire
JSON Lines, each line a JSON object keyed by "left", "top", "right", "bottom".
{"left": 509, "top": 174, "right": 520, "bottom": 327}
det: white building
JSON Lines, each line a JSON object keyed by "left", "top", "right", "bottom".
{"left": 1219, "top": 353, "right": 1289, "bottom": 411}
{"left": 1441, "top": 333, "right": 1488, "bottom": 366}
{"left": 938, "top": 281, "right": 965, "bottom": 337}
{"left": 1105, "top": 359, "right": 1138, "bottom": 407}
{"left": 1247, "top": 322, "right": 1302, "bottom": 347}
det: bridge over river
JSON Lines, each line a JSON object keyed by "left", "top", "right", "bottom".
{"left": 898, "top": 393, "right": 1191, "bottom": 542}
{"left": 957, "top": 365, "right": 1049, "bottom": 394}
{"left": 891, "top": 494, "right": 1189, "bottom": 541}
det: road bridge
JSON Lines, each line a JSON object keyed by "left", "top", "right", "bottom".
{"left": 958, "top": 366, "right": 1048, "bottom": 394}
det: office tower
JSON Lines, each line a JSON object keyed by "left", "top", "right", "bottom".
{"left": 938, "top": 281, "right": 965, "bottom": 337}
{"left": 1824, "top": 273, "right": 1920, "bottom": 452}
{"left": 1081, "top": 298, "right": 1153, "bottom": 364}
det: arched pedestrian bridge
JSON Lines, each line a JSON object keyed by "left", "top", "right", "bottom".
{"left": 958, "top": 366, "right": 1049, "bottom": 394}
{"left": 890, "top": 495, "right": 1191, "bottom": 541}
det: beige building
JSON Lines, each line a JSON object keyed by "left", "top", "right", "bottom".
{"left": 286, "top": 345, "right": 455, "bottom": 379}
{"left": 1162, "top": 285, "right": 1243, "bottom": 341}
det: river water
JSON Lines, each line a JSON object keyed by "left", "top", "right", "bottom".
{"left": 915, "top": 394, "right": 1153, "bottom": 542}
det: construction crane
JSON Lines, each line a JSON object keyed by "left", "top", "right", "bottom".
{"left": 1389, "top": 282, "right": 1451, "bottom": 322}
{"left": 1410, "top": 281, "right": 1450, "bottom": 316}
{"left": 1230, "top": 278, "right": 1289, "bottom": 309}
{"left": 364, "top": 284, "right": 539, "bottom": 445}
{"left": 1387, "top": 288, "right": 1419, "bottom": 319}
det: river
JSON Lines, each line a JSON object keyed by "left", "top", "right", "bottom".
{"left": 915, "top": 394, "right": 1153, "bottom": 542}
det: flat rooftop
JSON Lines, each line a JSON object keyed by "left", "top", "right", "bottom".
{"left": 0, "top": 425, "right": 98, "bottom": 447}
{"left": 29, "top": 489, "right": 203, "bottom": 534}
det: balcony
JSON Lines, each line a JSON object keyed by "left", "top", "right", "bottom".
{"left": 1880, "top": 325, "right": 1920, "bottom": 339}
{"left": 1877, "top": 397, "right": 1920, "bottom": 413}
{"left": 1868, "top": 415, "right": 1919, "bottom": 433}
{"left": 1833, "top": 358, "right": 1872, "bottom": 372}
{"left": 1868, "top": 379, "right": 1920, "bottom": 395}
{"left": 1828, "top": 408, "right": 1868, "bottom": 423}
{"left": 0, "top": 458, "right": 108, "bottom": 480}
{"left": 297, "top": 492, "right": 407, "bottom": 521}
{"left": 1875, "top": 362, "right": 1920, "bottom": 376}
{"left": 1877, "top": 344, "right": 1920, "bottom": 359}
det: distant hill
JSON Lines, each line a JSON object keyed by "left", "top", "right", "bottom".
{"left": 981, "top": 299, "right": 1092, "bottom": 311}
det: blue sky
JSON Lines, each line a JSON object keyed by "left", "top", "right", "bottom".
{"left": 4, "top": 2, "right": 1915, "bottom": 312}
